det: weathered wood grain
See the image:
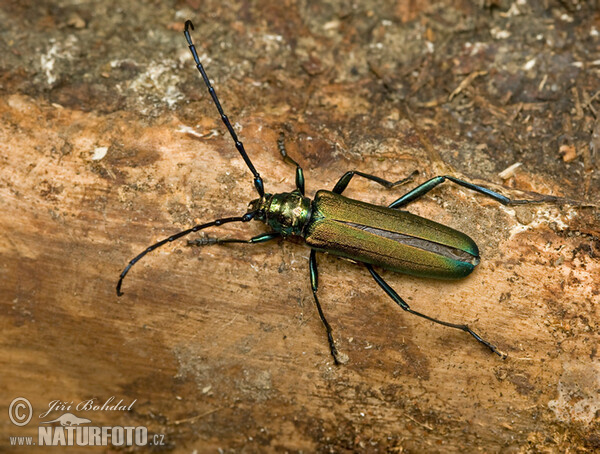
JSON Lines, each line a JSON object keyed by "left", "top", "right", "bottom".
{"left": 1, "top": 1, "right": 599, "bottom": 452}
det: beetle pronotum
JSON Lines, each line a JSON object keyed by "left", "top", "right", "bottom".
{"left": 117, "top": 20, "right": 559, "bottom": 364}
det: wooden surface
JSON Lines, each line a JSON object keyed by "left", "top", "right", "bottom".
{"left": 1, "top": 1, "right": 599, "bottom": 452}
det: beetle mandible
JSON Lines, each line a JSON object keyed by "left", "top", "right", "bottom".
{"left": 116, "top": 20, "right": 558, "bottom": 364}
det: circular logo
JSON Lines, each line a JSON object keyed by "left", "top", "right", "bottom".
{"left": 9, "top": 397, "right": 32, "bottom": 426}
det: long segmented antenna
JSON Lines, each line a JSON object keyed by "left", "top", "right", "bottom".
{"left": 116, "top": 212, "right": 255, "bottom": 296}
{"left": 184, "top": 20, "right": 265, "bottom": 197}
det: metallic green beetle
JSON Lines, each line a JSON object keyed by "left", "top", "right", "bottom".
{"left": 116, "top": 20, "right": 556, "bottom": 364}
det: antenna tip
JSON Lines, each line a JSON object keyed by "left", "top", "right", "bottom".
{"left": 116, "top": 280, "right": 124, "bottom": 297}
{"left": 185, "top": 20, "right": 194, "bottom": 32}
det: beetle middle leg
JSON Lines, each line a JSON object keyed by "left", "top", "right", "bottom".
{"left": 332, "top": 170, "right": 418, "bottom": 195}
{"left": 366, "top": 264, "right": 506, "bottom": 358}
{"left": 388, "top": 175, "right": 558, "bottom": 209}
{"left": 309, "top": 250, "right": 343, "bottom": 364}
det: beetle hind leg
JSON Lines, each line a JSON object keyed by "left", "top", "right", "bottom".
{"left": 388, "top": 175, "right": 558, "bottom": 209}
{"left": 309, "top": 250, "right": 345, "bottom": 364}
{"left": 366, "top": 264, "right": 507, "bottom": 358}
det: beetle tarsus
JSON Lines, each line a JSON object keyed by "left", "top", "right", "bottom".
{"left": 328, "top": 334, "right": 341, "bottom": 365}
{"left": 463, "top": 325, "right": 507, "bottom": 358}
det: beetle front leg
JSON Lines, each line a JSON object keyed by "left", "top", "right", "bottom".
{"left": 366, "top": 264, "right": 507, "bottom": 358}
{"left": 332, "top": 170, "right": 418, "bottom": 195}
{"left": 309, "top": 250, "right": 343, "bottom": 364}
{"left": 388, "top": 175, "right": 558, "bottom": 209}
{"left": 188, "top": 232, "right": 280, "bottom": 246}
{"left": 278, "top": 132, "right": 305, "bottom": 195}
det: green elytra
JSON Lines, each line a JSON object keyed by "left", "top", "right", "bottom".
{"left": 252, "top": 189, "right": 480, "bottom": 280}
{"left": 116, "top": 20, "right": 558, "bottom": 364}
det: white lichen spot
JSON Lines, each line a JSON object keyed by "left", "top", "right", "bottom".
{"left": 176, "top": 125, "right": 206, "bottom": 138}
{"left": 548, "top": 361, "right": 600, "bottom": 425}
{"left": 560, "top": 13, "right": 574, "bottom": 23}
{"left": 259, "top": 34, "right": 286, "bottom": 52}
{"left": 323, "top": 20, "right": 340, "bottom": 31}
{"left": 335, "top": 351, "right": 349, "bottom": 364}
{"left": 490, "top": 27, "right": 511, "bottom": 40}
{"left": 129, "top": 62, "right": 184, "bottom": 108}
{"left": 41, "top": 43, "right": 60, "bottom": 85}
{"left": 505, "top": 3, "right": 521, "bottom": 17}
{"left": 164, "top": 86, "right": 183, "bottom": 108}
{"left": 91, "top": 146, "right": 108, "bottom": 161}
{"left": 262, "top": 33, "right": 283, "bottom": 42}
{"left": 498, "top": 162, "right": 522, "bottom": 180}
{"left": 506, "top": 205, "right": 573, "bottom": 236}
{"left": 468, "top": 42, "right": 487, "bottom": 57}
{"left": 40, "top": 35, "right": 78, "bottom": 86}
{"left": 523, "top": 57, "right": 536, "bottom": 71}
{"left": 8, "top": 94, "right": 33, "bottom": 112}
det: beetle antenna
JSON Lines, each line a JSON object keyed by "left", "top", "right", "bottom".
{"left": 116, "top": 211, "right": 255, "bottom": 296}
{"left": 184, "top": 20, "right": 265, "bottom": 197}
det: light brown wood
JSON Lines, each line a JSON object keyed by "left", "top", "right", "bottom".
{"left": 1, "top": 2, "right": 599, "bottom": 451}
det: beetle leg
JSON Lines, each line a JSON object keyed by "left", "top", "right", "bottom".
{"left": 278, "top": 132, "right": 305, "bottom": 195}
{"left": 366, "top": 264, "right": 507, "bottom": 358}
{"left": 188, "top": 232, "right": 279, "bottom": 246}
{"left": 388, "top": 175, "right": 558, "bottom": 209}
{"left": 309, "top": 250, "right": 342, "bottom": 364}
{"left": 332, "top": 170, "right": 418, "bottom": 195}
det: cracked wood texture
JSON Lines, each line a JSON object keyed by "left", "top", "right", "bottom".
{"left": 1, "top": 1, "right": 600, "bottom": 452}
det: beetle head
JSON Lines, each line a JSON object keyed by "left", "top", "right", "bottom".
{"left": 248, "top": 194, "right": 271, "bottom": 222}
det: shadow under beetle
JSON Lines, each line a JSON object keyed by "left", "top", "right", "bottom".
{"left": 117, "top": 20, "right": 558, "bottom": 364}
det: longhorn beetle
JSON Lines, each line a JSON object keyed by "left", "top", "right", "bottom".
{"left": 117, "top": 20, "right": 559, "bottom": 364}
